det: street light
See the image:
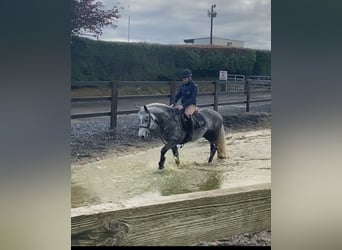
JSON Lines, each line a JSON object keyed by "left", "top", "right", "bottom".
{"left": 127, "top": 4, "right": 130, "bottom": 42}
{"left": 208, "top": 4, "right": 217, "bottom": 45}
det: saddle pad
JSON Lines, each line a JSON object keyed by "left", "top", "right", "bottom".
{"left": 193, "top": 112, "right": 206, "bottom": 129}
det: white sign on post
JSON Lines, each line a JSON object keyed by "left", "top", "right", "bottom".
{"left": 219, "top": 70, "right": 228, "bottom": 80}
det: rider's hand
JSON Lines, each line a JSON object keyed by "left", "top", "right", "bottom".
{"left": 177, "top": 105, "right": 184, "bottom": 110}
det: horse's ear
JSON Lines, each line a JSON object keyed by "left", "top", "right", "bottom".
{"left": 143, "top": 105, "right": 150, "bottom": 114}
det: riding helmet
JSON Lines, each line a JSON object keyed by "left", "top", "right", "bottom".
{"left": 180, "top": 69, "right": 192, "bottom": 79}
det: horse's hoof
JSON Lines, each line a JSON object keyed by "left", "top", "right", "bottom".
{"left": 175, "top": 159, "right": 180, "bottom": 165}
{"left": 159, "top": 165, "right": 164, "bottom": 170}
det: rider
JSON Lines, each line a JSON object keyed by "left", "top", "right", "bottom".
{"left": 171, "top": 69, "right": 199, "bottom": 141}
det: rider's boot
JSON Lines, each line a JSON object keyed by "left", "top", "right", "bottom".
{"left": 186, "top": 115, "right": 194, "bottom": 141}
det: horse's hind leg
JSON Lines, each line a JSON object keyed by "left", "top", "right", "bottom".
{"left": 208, "top": 142, "right": 217, "bottom": 163}
{"left": 171, "top": 146, "right": 180, "bottom": 165}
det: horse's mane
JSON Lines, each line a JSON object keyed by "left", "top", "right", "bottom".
{"left": 145, "top": 103, "right": 171, "bottom": 113}
{"left": 146, "top": 103, "right": 170, "bottom": 108}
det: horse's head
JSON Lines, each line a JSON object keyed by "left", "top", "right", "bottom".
{"left": 138, "top": 105, "right": 158, "bottom": 138}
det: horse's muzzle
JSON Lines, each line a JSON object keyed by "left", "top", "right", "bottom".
{"left": 138, "top": 128, "right": 149, "bottom": 138}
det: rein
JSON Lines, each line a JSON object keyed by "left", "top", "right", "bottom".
{"left": 139, "top": 108, "right": 168, "bottom": 144}
{"left": 140, "top": 106, "right": 183, "bottom": 145}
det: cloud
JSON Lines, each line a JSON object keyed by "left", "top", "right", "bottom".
{"left": 99, "top": 0, "right": 271, "bottom": 50}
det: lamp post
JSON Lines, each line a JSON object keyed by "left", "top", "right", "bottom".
{"left": 127, "top": 4, "right": 130, "bottom": 42}
{"left": 128, "top": 15, "right": 130, "bottom": 42}
{"left": 208, "top": 4, "right": 217, "bottom": 45}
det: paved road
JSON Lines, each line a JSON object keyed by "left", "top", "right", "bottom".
{"left": 71, "top": 92, "right": 271, "bottom": 115}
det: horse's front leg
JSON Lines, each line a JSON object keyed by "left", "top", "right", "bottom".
{"left": 159, "top": 143, "right": 173, "bottom": 170}
{"left": 171, "top": 146, "right": 180, "bottom": 165}
{"left": 208, "top": 142, "right": 217, "bottom": 163}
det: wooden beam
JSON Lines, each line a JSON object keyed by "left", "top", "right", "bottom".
{"left": 71, "top": 183, "right": 271, "bottom": 246}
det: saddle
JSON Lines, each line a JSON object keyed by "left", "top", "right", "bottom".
{"left": 180, "top": 109, "right": 206, "bottom": 143}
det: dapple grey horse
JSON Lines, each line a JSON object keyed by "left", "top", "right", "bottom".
{"left": 138, "top": 103, "right": 226, "bottom": 169}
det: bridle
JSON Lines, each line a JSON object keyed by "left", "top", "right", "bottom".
{"left": 139, "top": 105, "right": 159, "bottom": 130}
{"left": 137, "top": 105, "right": 168, "bottom": 145}
{"left": 139, "top": 112, "right": 154, "bottom": 129}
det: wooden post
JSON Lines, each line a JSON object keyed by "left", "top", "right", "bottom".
{"left": 110, "top": 81, "right": 118, "bottom": 129}
{"left": 71, "top": 183, "right": 271, "bottom": 246}
{"left": 213, "top": 81, "right": 218, "bottom": 111}
{"left": 169, "top": 81, "right": 176, "bottom": 105}
{"left": 245, "top": 77, "right": 250, "bottom": 112}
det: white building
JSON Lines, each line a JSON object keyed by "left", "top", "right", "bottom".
{"left": 184, "top": 37, "right": 244, "bottom": 48}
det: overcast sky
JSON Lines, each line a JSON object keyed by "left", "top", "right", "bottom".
{"left": 99, "top": 0, "right": 271, "bottom": 50}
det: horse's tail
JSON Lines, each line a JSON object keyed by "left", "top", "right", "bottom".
{"left": 216, "top": 124, "right": 227, "bottom": 159}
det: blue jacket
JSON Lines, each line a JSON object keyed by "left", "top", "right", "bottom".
{"left": 173, "top": 80, "right": 198, "bottom": 108}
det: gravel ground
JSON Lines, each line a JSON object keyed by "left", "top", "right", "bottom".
{"left": 71, "top": 102, "right": 272, "bottom": 246}
{"left": 193, "top": 229, "right": 271, "bottom": 246}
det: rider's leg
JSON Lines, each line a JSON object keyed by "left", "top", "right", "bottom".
{"left": 184, "top": 105, "right": 196, "bottom": 140}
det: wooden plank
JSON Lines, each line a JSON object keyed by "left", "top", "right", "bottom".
{"left": 71, "top": 183, "right": 270, "bottom": 246}
{"left": 245, "top": 79, "right": 250, "bottom": 112}
{"left": 218, "top": 101, "right": 247, "bottom": 106}
{"left": 110, "top": 81, "right": 118, "bottom": 129}
{"left": 118, "top": 80, "right": 170, "bottom": 86}
{"left": 71, "top": 112, "right": 111, "bottom": 119}
{"left": 169, "top": 81, "right": 176, "bottom": 105}
{"left": 71, "top": 96, "right": 111, "bottom": 102}
{"left": 213, "top": 81, "right": 218, "bottom": 111}
{"left": 117, "top": 109, "right": 139, "bottom": 115}
{"left": 250, "top": 98, "right": 272, "bottom": 103}
{"left": 72, "top": 81, "right": 112, "bottom": 87}
{"left": 118, "top": 94, "right": 170, "bottom": 99}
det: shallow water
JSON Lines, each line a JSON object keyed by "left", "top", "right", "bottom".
{"left": 71, "top": 129, "right": 271, "bottom": 208}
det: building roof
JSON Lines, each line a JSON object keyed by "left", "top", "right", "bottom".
{"left": 184, "top": 36, "right": 243, "bottom": 43}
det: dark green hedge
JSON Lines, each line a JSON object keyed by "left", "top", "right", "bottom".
{"left": 71, "top": 36, "right": 271, "bottom": 81}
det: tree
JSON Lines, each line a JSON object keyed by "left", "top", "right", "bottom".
{"left": 71, "top": 0, "right": 123, "bottom": 39}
